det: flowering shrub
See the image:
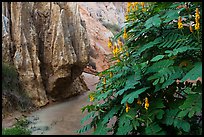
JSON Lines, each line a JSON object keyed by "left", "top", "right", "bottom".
{"left": 78, "top": 2, "right": 202, "bottom": 135}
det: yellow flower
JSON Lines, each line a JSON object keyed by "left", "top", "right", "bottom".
{"left": 195, "top": 8, "right": 200, "bottom": 21}
{"left": 125, "top": 14, "right": 129, "bottom": 21}
{"left": 99, "top": 73, "right": 103, "bottom": 78}
{"left": 195, "top": 8, "right": 200, "bottom": 30}
{"left": 131, "top": 2, "right": 138, "bottom": 11}
{"left": 125, "top": 47, "right": 129, "bottom": 57}
{"left": 131, "top": 3, "right": 135, "bottom": 10}
{"left": 136, "top": 5, "right": 138, "bottom": 11}
{"left": 195, "top": 22, "right": 200, "bottom": 30}
{"left": 144, "top": 97, "right": 149, "bottom": 110}
{"left": 189, "top": 25, "right": 193, "bottom": 32}
{"left": 112, "top": 48, "right": 115, "bottom": 56}
{"left": 123, "top": 28, "right": 128, "bottom": 39}
{"left": 141, "top": 2, "right": 145, "bottom": 9}
{"left": 110, "top": 72, "right": 113, "bottom": 78}
{"left": 103, "top": 84, "right": 106, "bottom": 91}
{"left": 142, "top": 8, "right": 146, "bottom": 12}
{"left": 126, "top": 103, "right": 130, "bottom": 113}
{"left": 112, "top": 46, "right": 117, "bottom": 57}
{"left": 115, "top": 46, "right": 119, "bottom": 55}
{"left": 126, "top": 52, "right": 129, "bottom": 57}
{"left": 103, "top": 77, "right": 106, "bottom": 84}
{"left": 118, "top": 39, "right": 123, "bottom": 47}
{"left": 119, "top": 47, "right": 123, "bottom": 53}
{"left": 178, "top": 16, "right": 183, "bottom": 29}
{"left": 133, "top": 2, "right": 138, "bottom": 8}
{"left": 89, "top": 95, "right": 94, "bottom": 102}
{"left": 127, "top": 2, "right": 131, "bottom": 12}
{"left": 137, "top": 98, "right": 142, "bottom": 105}
{"left": 117, "top": 40, "right": 123, "bottom": 53}
{"left": 108, "top": 39, "right": 112, "bottom": 48}
{"left": 134, "top": 2, "right": 138, "bottom": 5}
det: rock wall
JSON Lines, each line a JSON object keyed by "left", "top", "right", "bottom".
{"left": 2, "top": 2, "right": 89, "bottom": 107}
{"left": 78, "top": 2, "right": 126, "bottom": 28}
{"left": 78, "top": 2, "right": 126, "bottom": 73}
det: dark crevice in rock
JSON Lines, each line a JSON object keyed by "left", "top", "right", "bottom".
{"left": 31, "top": 4, "right": 49, "bottom": 103}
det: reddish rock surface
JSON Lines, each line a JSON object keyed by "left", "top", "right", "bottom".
{"left": 79, "top": 5, "right": 113, "bottom": 73}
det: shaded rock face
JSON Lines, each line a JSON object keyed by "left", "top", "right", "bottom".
{"left": 2, "top": 2, "right": 89, "bottom": 107}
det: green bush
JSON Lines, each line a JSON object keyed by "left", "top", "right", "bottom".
{"left": 78, "top": 2, "right": 202, "bottom": 135}
{"left": 2, "top": 118, "right": 31, "bottom": 135}
{"left": 2, "top": 126, "right": 31, "bottom": 135}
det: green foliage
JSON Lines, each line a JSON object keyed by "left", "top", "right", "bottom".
{"left": 80, "top": 111, "right": 96, "bottom": 124}
{"left": 181, "top": 62, "right": 202, "bottom": 82}
{"left": 2, "top": 118, "right": 31, "bottom": 135}
{"left": 163, "top": 109, "right": 190, "bottom": 132}
{"left": 79, "top": 2, "right": 202, "bottom": 135}
{"left": 77, "top": 123, "right": 92, "bottom": 134}
{"left": 145, "top": 14, "right": 161, "bottom": 29}
{"left": 121, "top": 87, "right": 150, "bottom": 104}
{"left": 145, "top": 122, "right": 165, "bottom": 135}
{"left": 116, "top": 112, "right": 133, "bottom": 135}
{"left": 178, "top": 94, "right": 202, "bottom": 118}
{"left": 150, "top": 55, "right": 165, "bottom": 62}
{"left": 2, "top": 126, "right": 31, "bottom": 135}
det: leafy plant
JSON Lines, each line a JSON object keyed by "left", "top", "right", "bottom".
{"left": 2, "top": 126, "right": 31, "bottom": 135}
{"left": 2, "top": 117, "right": 31, "bottom": 135}
{"left": 78, "top": 2, "right": 202, "bottom": 135}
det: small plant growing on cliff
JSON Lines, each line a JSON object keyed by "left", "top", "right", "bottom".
{"left": 78, "top": 2, "right": 202, "bottom": 135}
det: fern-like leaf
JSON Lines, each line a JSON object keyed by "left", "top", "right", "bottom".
{"left": 151, "top": 55, "right": 165, "bottom": 62}
{"left": 180, "top": 62, "right": 202, "bottom": 82}
{"left": 116, "top": 74, "right": 139, "bottom": 96}
{"left": 80, "top": 111, "right": 96, "bottom": 124}
{"left": 102, "top": 106, "right": 121, "bottom": 124}
{"left": 121, "top": 87, "right": 150, "bottom": 104}
{"left": 148, "top": 66, "right": 183, "bottom": 89}
{"left": 134, "top": 37, "right": 162, "bottom": 57}
{"left": 145, "top": 59, "right": 174, "bottom": 74}
{"left": 164, "top": 109, "right": 190, "bottom": 132}
{"left": 165, "top": 46, "right": 199, "bottom": 57}
{"left": 178, "top": 94, "right": 202, "bottom": 118}
{"left": 145, "top": 122, "right": 165, "bottom": 135}
{"left": 93, "top": 120, "right": 110, "bottom": 135}
{"left": 116, "top": 113, "right": 133, "bottom": 135}
{"left": 77, "top": 123, "right": 92, "bottom": 134}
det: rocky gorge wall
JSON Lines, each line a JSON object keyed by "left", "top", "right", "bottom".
{"left": 2, "top": 2, "right": 89, "bottom": 107}
{"left": 78, "top": 2, "right": 126, "bottom": 73}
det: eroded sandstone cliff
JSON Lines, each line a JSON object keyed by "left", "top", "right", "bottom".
{"left": 78, "top": 2, "right": 126, "bottom": 73}
{"left": 2, "top": 2, "right": 89, "bottom": 107}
